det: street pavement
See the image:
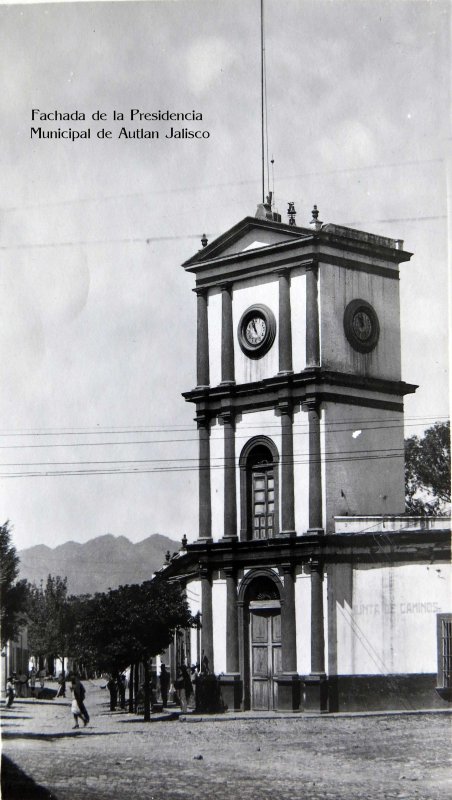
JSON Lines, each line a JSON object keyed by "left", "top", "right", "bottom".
{"left": 1, "top": 681, "right": 451, "bottom": 800}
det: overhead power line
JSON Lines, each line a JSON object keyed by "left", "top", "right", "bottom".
{"left": 0, "top": 449, "right": 407, "bottom": 479}
{"left": 0, "top": 413, "right": 446, "bottom": 438}
{"left": 1, "top": 157, "right": 443, "bottom": 213}
{"left": 0, "top": 234, "right": 207, "bottom": 251}
{"left": 0, "top": 418, "right": 446, "bottom": 451}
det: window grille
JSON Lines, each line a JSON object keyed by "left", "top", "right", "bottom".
{"left": 437, "top": 613, "right": 452, "bottom": 689}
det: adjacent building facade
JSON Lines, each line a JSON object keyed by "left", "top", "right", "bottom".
{"left": 161, "top": 200, "right": 451, "bottom": 712}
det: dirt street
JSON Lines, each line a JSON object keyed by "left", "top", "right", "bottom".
{"left": 1, "top": 682, "right": 451, "bottom": 800}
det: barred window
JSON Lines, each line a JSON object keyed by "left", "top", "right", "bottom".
{"left": 437, "top": 613, "right": 452, "bottom": 689}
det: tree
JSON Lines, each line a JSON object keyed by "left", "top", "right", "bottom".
{"left": 405, "top": 421, "right": 450, "bottom": 515}
{"left": 76, "top": 577, "right": 191, "bottom": 720}
{"left": 0, "top": 522, "right": 28, "bottom": 647}
{"left": 27, "top": 575, "right": 74, "bottom": 683}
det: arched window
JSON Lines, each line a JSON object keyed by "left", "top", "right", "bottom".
{"left": 239, "top": 437, "right": 279, "bottom": 540}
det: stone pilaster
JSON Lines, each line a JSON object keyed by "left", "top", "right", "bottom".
{"left": 200, "top": 566, "right": 214, "bottom": 674}
{"left": 197, "top": 415, "right": 212, "bottom": 541}
{"left": 304, "top": 557, "right": 327, "bottom": 712}
{"left": 303, "top": 398, "right": 323, "bottom": 534}
{"left": 221, "top": 410, "right": 237, "bottom": 541}
{"left": 221, "top": 284, "right": 235, "bottom": 384}
{"left": 219, "top": 566, "right": 242, "bottom": 711}
{"left": 276, "top": 563, "right": 300, "bottom": 711}
{"left": 279, "top": 399, "right": 296, "bottom": 536}
{"left": 195, "top": 288, "right": 209, "bottom": 388}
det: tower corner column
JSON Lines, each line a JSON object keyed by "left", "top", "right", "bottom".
{"left": 195, "top": 288, "right": 210, "bottom": 388}
{"left": 219, "top": 564, "right": 243, "bottom": 711}
{"left": 197, "top": 413, "right": 212, "bottom": 542}
{"left": 276, "top": 562, "right": 300, "bottom": 712}
{"left": 303, "top": 556, "right": 328, "bottom": 712}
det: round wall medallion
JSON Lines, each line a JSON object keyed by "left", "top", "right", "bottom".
{"left": 343, "top": 299, "right": 380, "bottom": 353}
{"left": 238, "top": 304, "right": 276, "bottom": 359}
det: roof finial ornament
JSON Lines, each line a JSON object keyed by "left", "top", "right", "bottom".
{"left": 310, "top": 204, "right": 323, "bottom": 232}
{"left": 201, "top": 233, "right": 208, "bottom": 248}
{"left": 287, "top": 201, "right": 297, "bottom": 226}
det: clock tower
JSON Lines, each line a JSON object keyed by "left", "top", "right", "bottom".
{"left": 173, "top": 199, "right": 418, "bottom": 712}
{"left": 183, "top": 201, "right": 415, "bottom": 543}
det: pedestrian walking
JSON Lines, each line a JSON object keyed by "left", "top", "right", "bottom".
{"left": 29, "top": 667, "right": 36, "bottom": 698}
{"left": 71, "top": 696, "right": 83, "bottom": 729}
{"left": 118, "top": 673, "right": 126, "bottom": 709}
{"left": 71, "top": 675, "right": 89, "bottom": 726}
{"left": 175, "top": 665, "right": 193, "bottom": 713}
{"left": 6, "top": 677, "right": 15, "bottom": 708}
{"left": 39, "top": 668, "right": 46, "bottom": 691}
{"left": 159, "top": 664, "right": 170, "bottom": 707}
{"left": 107, "top": 675, "right": 117, "bottom": 711}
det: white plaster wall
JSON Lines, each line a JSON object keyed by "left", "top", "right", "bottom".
{"left": 209, "top": 418, "right": 223, "bottom": 542}
{"left": 319, "top": 259, "right": 402, "bottom": 381}
{"left": 320, "top": 405, "right": 327, "bottom": 531}
{"left": 295, "top": 572, "right": 311, "bottom": 674}
{"left": 293, "top": 407, "right": 310, "bottom": 534}
{"left": 233, "top": 277, "right": 279, "bottom": 384}
{"left": 235, "top": 408, "right": 281, "bottom": 534}
{"left": 335, "top": 563, "right": 451, "bottom": 675}
{"left": 186, "top": 579, "right": 201, "bottom": 666}
{"left": 291, "top": 270, "right": 307, "bottom": 373}
{"left": 324, "top": 404, "right": 405, "bottom": 531}
{"left": 212, "top": 579, "right": 227, "bottom": 674}
{"left": 207, "top": 288, "right": 222, "bottom": 387}
{"left": 323, "top": 572, "right": 329, "bottom": 670}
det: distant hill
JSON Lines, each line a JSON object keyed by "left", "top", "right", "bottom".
{"left": 18, "top": 533, "right": 180, "bottom": 596}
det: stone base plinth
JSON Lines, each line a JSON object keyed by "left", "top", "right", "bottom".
{"left": 219, "top": 673, "right": 243, "bottom": 712}
{"left": 302, "top": 673, "right": 328, "bottom": 712}
{"left": 275, "top": 673, "right": 301, "bottom": 712}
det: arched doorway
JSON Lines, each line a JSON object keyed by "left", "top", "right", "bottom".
{"left": 239, "top": 436, "right": 279, "bottom": 540}
{"left": 239, "top": 570, "right": 283, "bottom": 710}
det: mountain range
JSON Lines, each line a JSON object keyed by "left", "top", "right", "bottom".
{"left": 18, "top": 533, "right": 180, "bottom": 596}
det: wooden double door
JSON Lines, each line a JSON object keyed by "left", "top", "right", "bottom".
{"left": 250, "top": 604, "right": 282, "bottom": 710}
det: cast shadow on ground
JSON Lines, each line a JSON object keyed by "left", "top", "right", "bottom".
{"left": 2, "top": 730, "right": 121, "bottom": 742}
{"left": 118, "top": 713, "right": 180, "bottom": 724}
{"left": 1, "top": 715, "right": 33, "bottom": 721}
{"left": 1, "top": 755, "right": 58, "bottom": 800}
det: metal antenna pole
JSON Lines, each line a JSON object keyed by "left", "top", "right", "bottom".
{"left": 261, "top": 0, "right": 265, "bottom": 203}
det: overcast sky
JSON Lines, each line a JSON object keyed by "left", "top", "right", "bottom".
{"left": 0, "top": 0, "right": 449, "bottom": 552}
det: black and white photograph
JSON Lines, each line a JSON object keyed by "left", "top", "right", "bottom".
{"left": 0, "top": 0, "right": 450, "bottom": 798}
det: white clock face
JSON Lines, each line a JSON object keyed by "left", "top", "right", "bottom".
{"left": 245, "top": 316, "right": 267, "bottom": 345}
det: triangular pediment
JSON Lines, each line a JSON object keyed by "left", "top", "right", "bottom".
{"left": 182, "top": 216, "right": 311, "bottom": 268}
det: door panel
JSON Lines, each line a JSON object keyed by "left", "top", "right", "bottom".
{"left": 252, "top": 646, "right": 269, "bottom": 677}
{"left": 253, "top": 679, "right": 269, "bottom": 711}
{"left": 251, "top": 613, "right": 268, "bottom": 642}
{"left": 250, "top": 608, "right": 281, "bottom": 710}
{"left": 272, "top": 613, "right": 281, "bottom": 641}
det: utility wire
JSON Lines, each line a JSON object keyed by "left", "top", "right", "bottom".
{"left": 0, "top": 418, "right": 446, "bottom": 450}
{"left": 0, "top": 213, "right": 446, "bottom": 251}
{"left": 0, "top": 413, "right": 446, "bottom": 437}
{"left": 0, "top": 444, "right": 407, "bottom": 467}
{"left": 0, "top": 451, "right": 413, "bottom": 479}
{"left": 1, "top": 158, "right": 443, "bottom": 213}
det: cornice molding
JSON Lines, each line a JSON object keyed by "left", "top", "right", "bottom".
{"left": 157, "top": 529, "right": 451, "bottom": 579}
{"left": 183, "top": 369, "right": 417, "bottom": 416}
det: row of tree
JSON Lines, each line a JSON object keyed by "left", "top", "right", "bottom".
{"left": 1, "top": 522, "right": 192, "bottom": 720}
